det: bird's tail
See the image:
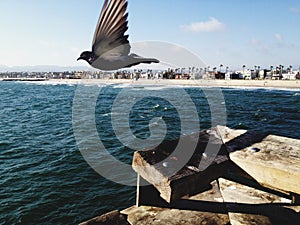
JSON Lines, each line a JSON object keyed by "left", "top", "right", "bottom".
{"left": 126, "top": 54, "right": 160, "bottom": 67}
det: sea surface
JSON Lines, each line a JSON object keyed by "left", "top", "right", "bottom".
{"left": 0, "top": 81, "right": 299, "bottom": 224}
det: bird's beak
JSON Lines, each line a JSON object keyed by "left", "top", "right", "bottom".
{"left": 77, "top": 57, "right": 82, "bottom": 61}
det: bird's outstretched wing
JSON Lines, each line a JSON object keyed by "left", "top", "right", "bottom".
{"left": 92, "top": 0, "right": 130, "bottom": 58}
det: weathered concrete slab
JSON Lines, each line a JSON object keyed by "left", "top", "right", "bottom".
{"left": 78, "top": 210, "right": 130, "bottom": 225}
{"left": 80, "top": 126, "right": 300, "bottom": 225}
{"left": 218, "top": 126, "right": 300, "bottom": 197}
{"left": 122, "top": 181, "right": 230, "bottom": 225}
{"left": 219, "top": 178, "right": 300, "bottom": 225}
{"left": 121, "top": 206, "right": 229, "bottom": 225}
{"left": 132, "top": 128, "right": 230, "bottom": 203}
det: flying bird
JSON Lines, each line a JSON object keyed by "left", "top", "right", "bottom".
{"left": 78, "top": 0, "right": 159, "bottom": 71}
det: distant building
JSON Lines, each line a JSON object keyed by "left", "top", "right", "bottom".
{"left": 229, "top": 72, "right": 243, "bottom": 79}
{"left": 282, "top": 71, "right": 298, "bottom": 80}
{"left": 215, "top": 72, "right": 225, "bottom": 79}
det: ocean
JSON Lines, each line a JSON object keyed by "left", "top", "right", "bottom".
{"left": 0, "top": 81, "right": 299, "bottom": 224}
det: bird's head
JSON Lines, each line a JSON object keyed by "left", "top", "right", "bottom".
{"left": 77, "top": 51, "right": 94, "bottom": 64}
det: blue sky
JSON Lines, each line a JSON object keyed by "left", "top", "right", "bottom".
{"left": 0, "top": 0, "right": 300, "bottom": 70}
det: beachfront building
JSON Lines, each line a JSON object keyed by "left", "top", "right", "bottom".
{"left": 1, "top": 65, "right": 299, "bottom": 81}
{"left": 236, "top": 69, "right": 252, "bottom": 79}
{"left": 258, "top": 70, "right": 265, "bottom": 79}
{"left": 282, "top": 71, "right": 298, "bottom": 80}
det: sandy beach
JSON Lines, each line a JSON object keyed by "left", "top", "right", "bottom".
{"left": 34, "top": 78, "right": 300, "bottom": 89}
{"left": 1, "top": 78, "right": 299, "bottom": 89}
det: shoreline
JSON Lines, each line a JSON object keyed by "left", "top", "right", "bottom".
{"left": 105, "top": 79, "right": 300, "bottom": 89}
{"left": 1, "top": 78, "right": 299, "bottom": 89}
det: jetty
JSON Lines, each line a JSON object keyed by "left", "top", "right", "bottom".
{"left": 79, "top": 126, "right": 300, "bottom": 225}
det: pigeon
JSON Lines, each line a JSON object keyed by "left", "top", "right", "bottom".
{"left": 77, "top": 0, "right": 159, "bottom": 71}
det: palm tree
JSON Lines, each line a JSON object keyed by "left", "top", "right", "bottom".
{"left": 256, "top": 66, "right": 261, "bottom": 79}
{"left": 212, "top": 67, "right": 217, "bottom": 79}
{"left": 206, "top": 66, "right": 210, "bottom": 79}
{"left": 219, "top": 64, "right": 223, "bottom": 72}
{"left": 242, "top": 65, "right": 246, "bottom": 72}
{"left": 200, "top": 68, "right": 203, "bottom": 75}
{"left": 182, "top": 68, "right": 186, "bottom": 74}
{"left": 242, "top": 65, "right": 246, "bottom": 78}
{"left": 280, "top": 65, "right": 284, "bottom": 79}
{"left": 270, "top": 66, "right": 273, "bottom": 78}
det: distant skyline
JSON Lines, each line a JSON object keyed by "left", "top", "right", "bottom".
{"left": 0, "top": 0, "right": 300, "bottom": 70}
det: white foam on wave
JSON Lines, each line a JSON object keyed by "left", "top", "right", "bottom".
{"left": 20, "top": 80, "right": 300, "bottom": 93}
{"left": 22, "top": 81, "right": 60, "bottom": 86}
{"left": 111, "top": 83, "right": 133, "bottom": 88}
{"left": 143, "top": 85, "right": 170, "bottom": 90}
{"left": 98, "top": 112, "right": 129, "bottom": 119}
{"left": 111, "top": 84, "right": 175, "bottom": 91}
{"left": 222, "top": 86, "right": 300, "bottom": 92}
{"left": 154, "top": 104, "right": 160, "bottom": 109}
{"left": 21, "top": 80, "right": 78, "bottom": 86}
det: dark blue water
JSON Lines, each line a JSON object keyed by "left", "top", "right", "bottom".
{"left": 0, "top": 81, "right": 299, "bottom": 224}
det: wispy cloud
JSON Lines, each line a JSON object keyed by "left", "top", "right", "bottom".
{"left": 70, "top": 47, "right": 80, "bottom": 54}
{"left": 250, "top": 34, "right": 295, "bottom": 55}
{"left": 38, "top": 40, "right": 56, "bottom": 47}
{"left": 289, "top": 7, "right": 300, "bottom": 13}
{"left": 180, "top": 17, "right": 225, "bottom": 32}
{"left": 274, "top": 33, "right": 283, "bottom": 42}
{"left": 274, "top": 33, "right": 295, "bottom": 48}
{"left": 249, "top": 38, "right": 272, "bottom": 54}
{"left": 250, "top": 38, "right": 261, "bottom": 46}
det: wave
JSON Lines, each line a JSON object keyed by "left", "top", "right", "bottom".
{"left": 222, "top": 86, "right": 300, "bottom": 92}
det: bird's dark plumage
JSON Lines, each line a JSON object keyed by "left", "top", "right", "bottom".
{"left": 78, "top": 0, "right": 159, "bottom": 71}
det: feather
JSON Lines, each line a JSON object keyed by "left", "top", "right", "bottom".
{"left": 92, "top": 0, "right": 130, "bottom": 57}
